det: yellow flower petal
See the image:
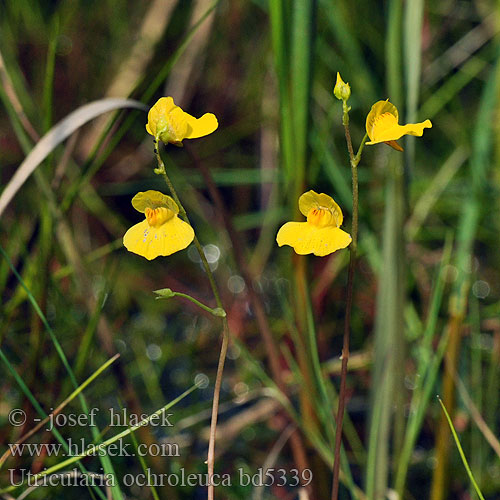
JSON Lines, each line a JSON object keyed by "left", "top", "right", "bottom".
{"left": 277, "top": 222, "right": 351, "bottom": 257}
{"left": 298, "top": 190, "right": 343, "bottom": 226}
{"left": 145, "top": 96, "right": 218, "bottom": 145}
{"left": 276, "top": 190, "right": 351, "bottom": 256}
{"left": 366, "top": 119, "right": 432, "bottom": 144}
{"left": 123, "top": 190, "right": 194, "bottom": 260}
{"left": 131, "top": 190, "right": 178, "bottom": 214}
{"left": 365, "top": 99, "right": 431, "bottom": 148}
{"left": 145, "top": 97, "right": 176, "bottom": 138}
{"left": 161, "top": 106, "right": 189, "bottom": 145}
{"left": 123, "top": 216, "right": 194, "bottom": 260}
{"left": 184, "top": 112, "right": 218, "bottom": 139}
{"left": 365, "top": 100, "right": 398, "bottom": 140}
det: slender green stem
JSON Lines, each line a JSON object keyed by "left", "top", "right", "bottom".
{"left": 154, "top": 142, "right": 222, "bottom": 307}
{"left": 154, "top": 288, "right": 226, "bottom": 317}
{"left": 154, "top": 140, "right": 229, "bottom": 500}
{"left": 354, "top": 133, "right": 369, "bottom": 168}
{"left": 331, "top": 107, "right": 365, "bottom": 500}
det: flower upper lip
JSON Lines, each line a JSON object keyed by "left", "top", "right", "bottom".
{"left": 146, "top": 96, "right": 218, "bottom": 146}
{"left": 365, "top": 99, "right": 432, "bottom": 151}
{"left": 276, "top": 191, "right": 351, "bottom": 257}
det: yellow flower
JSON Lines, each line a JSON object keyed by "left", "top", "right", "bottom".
{"left": 276, "top": 191, "right": 352, "bottom": 257}
{"left": 145, "top": 97, "right": 218, "bottom": 146}
{"left": 123, "top": 190, "right": 194, "bottom": 260}
{"left": 365, "top": 99, "right": 432, "bottom": 152}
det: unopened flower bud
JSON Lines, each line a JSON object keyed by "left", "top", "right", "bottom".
{"left": 334, "top": 72, "right": 351, "bottom": 101}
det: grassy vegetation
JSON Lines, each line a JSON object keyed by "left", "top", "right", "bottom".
{"left": 1, "top": 1, "right": 499, "bottom": 499}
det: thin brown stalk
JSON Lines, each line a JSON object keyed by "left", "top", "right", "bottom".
{"left": 187, "top": 146, "right": 312, "bottom": 494}
{"left": 154, "top": 144, "right": 229, "bottom": 500}
{"left": 331, "top": 103, "right": 366, "bottom": 500}
{"left": 331, "top": 252, "right": 356, "bottom": 500}
{"left": 206, "top": 324, "right": 229, "bottom": 500}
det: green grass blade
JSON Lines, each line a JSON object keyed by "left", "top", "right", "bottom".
{"left": 319, "top": 0, "right": 377, "bottom": 104}
{"left": 0, "top": 385, "right": 198, "bottom": 495}
{"left": 430, "top": 44, "right": 500, "bottom": 500}
{"left": 420, "top": 55, "right": 489, "bottom": 120}
{"left": 437, "top": 397, "right": 486, "bottom": 500}
{"left": 394, "top": 233, "right": 453, "bottom": 494}
{"left": 367, "top": 1, "right": 405, "bottom": 496}
{"left": 42, "top": 16, "right": 58, "bottom": 133}
{"left": 0, "top": 245, "right": 124, "bottom": 500}
{"left": 126, "top": 413, "right": 161, "bottom": 500}
{"left": 407, "top": 148, "right": 468, "bottom": 240}
{"left": 269, "top": 0, "right": 294, "bottom": 183}
{"left": 290, "top": 0, "right": 316, "bottom": 195}
{"left": 403, "top": 0, "right": 424, "bottom": 174}
{"left": 0, "top": 348, "right": 108, "bottom": 500}
{"left": 0, "top": 353, "right": 120, "bottom": 471}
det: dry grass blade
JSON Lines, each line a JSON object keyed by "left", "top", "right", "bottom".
{"left": 0, "top": 98, "right": 147, "bottom": 218}
{"left": 0, "top": 49, "right": 39, "bottom": 142}
{"left": 424, "top": 13, "right": 498, "bottom": 86}
{"left": 406, "top": 147, "right": 468, "bottom": 240}
{"left": 253, "top": 424, "right": 296, "bottom": 500}
{"left": 453, "top": 370, "right": 500, "bottom": 460}
{"left": 77, "top": 0, "right": 178, "bottom": 156}
{"left": 103, "top": 0, "right": 177, "bottom": 99}
{"left": 164, "top": 0, "right": 216, "bottom": 105}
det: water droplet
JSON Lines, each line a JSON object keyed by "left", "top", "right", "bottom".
{"left": 228, "top": 275, "right": 245, "bottom": 294}
{"left": 194, "top": 373, "right": 209, "bottom": 389}
{"left": 204, "top": 244, "right": 220, "bottom": 263}
{"left": 146, "top": 343, "right": 162, "bottom": 361}
{"left": 472, "top": 280, "right": 490, "bottom": 299}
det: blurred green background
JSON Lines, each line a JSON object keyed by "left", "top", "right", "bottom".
{"left": 1, "top": 1, "right": 499, "bottom": 499}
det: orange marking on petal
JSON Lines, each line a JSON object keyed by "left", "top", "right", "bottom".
{"left": 145, "top": 207, "right": 173, "bottom": 227}
{"left": 307, "top": 207, "right": 336, "bottom": 228}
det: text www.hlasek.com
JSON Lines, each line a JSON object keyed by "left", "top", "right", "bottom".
{"left": 8, "top": 439, "right": 179, "bottom": 458}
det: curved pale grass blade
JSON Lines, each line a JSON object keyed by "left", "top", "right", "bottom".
{"left": 0, "top": 98, "right": 147, "bottom": 218}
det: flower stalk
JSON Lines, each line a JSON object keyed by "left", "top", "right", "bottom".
{"left": 154, "top": 140, "right": 229, "bottom": 500}
{"left": 154, "top": 288, "right": 226, "bottom": 318}
{"left": 331, "top": 96, "right": 367, "bottom": 500}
